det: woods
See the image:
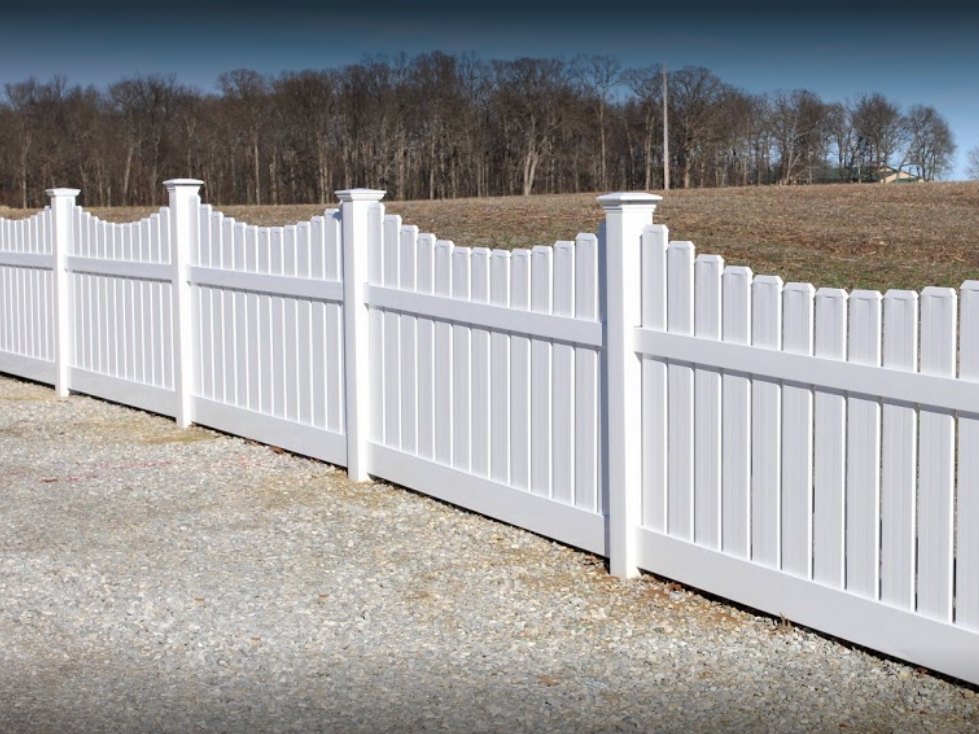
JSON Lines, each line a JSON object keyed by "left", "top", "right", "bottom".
{"left": 0, "top": 51, "right": 957, "bottom": 208}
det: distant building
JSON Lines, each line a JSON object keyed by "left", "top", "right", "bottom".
{"left": 872, "top": 166, "right": 922, "bottom": 184}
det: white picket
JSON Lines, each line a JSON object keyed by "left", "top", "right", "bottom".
{"left": 530, "top": 246, "right": 553, "bottom": 498}
{"left": 693, "top": 254, "right": 723, "bottom": 548}
{"left": 552, "top": 241, "right": 575, "bottom": 505}
{"left": 416, "top": 234, "right": 437, "bottom": 460}
{"left": 641, "top": 224, "right": 669, "bottom": 531}
{"left": 510, "top": 250, "right": 532, "bottom": 491}
{"left": 667, "top": 241, "right": 695, "bottom": 540}
{"left": 490, "top": 251, "right": 512, "bottom": 485}
{"left": 958, "top": 281, "right": 979, "bottom": 631}
{"left": 880, "top": 290, "right": 918, "bottom": 609}
{"left": 846, "top": 290, "right": 882, "bottom": 600}
{"left": 434, "top": 241, "right": 454, "bottom": 466}
{"left": 325, "top": 213, "right": 343, "bottom": 433}
{"left": 452, "top": 247, "right": 473, "bottom": 473}
{"left": 399, "top": 226, "right": 420, "bottom": 455}
{"left": 721, "top": 266, "right": 752, "bottom": 558}
{"left": 812, "top": 288, "right": 847, "bottom": 588}
{"left": 781, "top": 282, "right": 815, "bottom": 579}
{"left": 369, "top": 219, "right": 386, "bottom": 444}
{"left": 751, "top": 275, "right": 784, "bottom": 568}
{"left": 917, "top": 287, "right": 956, "bottom": 622}
{"left": 384, "top": 216, "right": 402, "bottom": 450}
{"left": 471, "top": 248, "right": 492, "bottom": 479}
{"left": 574, "top": 234, "right": 599, "bottom": 513}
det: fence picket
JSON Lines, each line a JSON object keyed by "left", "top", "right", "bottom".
{"left": 490, "top": 251, "right": 512, "bottom": 485}
{"left": 553, "top": 241, "right": 575, "bottom": 505}
{"left": 399, "top": 226, "right": 420, "bottom": 455}
{"left": 325, "top": 213, "right": 344, "bottom": 433}
{"left": 813, "top": 288, "right": 847, "bottom": 588}
{"left": 751, "top": 275, "right": 784, "bottom": 568}
{"left": 384, "top": 216, "right": 402, "bottom": 450}
{"left": 959, "top": 281, "right": 979, "bottom": 631}
{"left": 574, "top": 234, "right": 599, "bottom": 513}
{"left": 781, "top": 283, "right": 815, "bottom": 579}
{"left": 471, "top": 248, "right": 492, "bottom": 479}
{"left": 416, "top": 234, "right": 436, "bottom": 460}
{"left": 531, "top": 246, "right": 553, "bottom": 498}
{"left": 880, "top": 290, "right": 918, "bottom": 609}
{"left": 510, "top": 250, "right": 532, "bottom": 491}
{"left": 667, "top": 241, "right": 695, "bottom": 540}
{"left": 694, "top": 254, "right": 723, "bottom": 548}
{"left": 641, "top": 224, "right": 669, "bottom": 531}
{"left": 846, "top": 290, "right": 883, "bottom": 599}
{"left": 917, "top": 287, "right": 956, "bottom": 621}
{"left": 452, "top": 247, "right": 473, "bottom": 473}
{"left": 721, "top": 266, "right": 752, "bottom": 558}
{"left": 434, "top": 240, "right": 454, "bottom": 466}
{"left": 369, "top": 216, "right": 386, "bottom": 444}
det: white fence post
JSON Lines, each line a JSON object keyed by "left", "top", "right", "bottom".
{"left": 165, "top": 178, "right": 204, "bottom": 429}
{"left": 337, "top": 188, "right": 386, "bottom": 481}
{"left": 47, "top": 187, "right": 80, "bottom": 398}
{"left": 599, "top": 192, "right": 662, "bottom": 579}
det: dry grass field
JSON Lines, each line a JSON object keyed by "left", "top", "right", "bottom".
{"left": 5, "top": 181, "right": 979, "bottom": 293}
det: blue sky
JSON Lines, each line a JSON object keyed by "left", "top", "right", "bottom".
{"left": 3, "top": 2, "right": 978, "bottom": 180}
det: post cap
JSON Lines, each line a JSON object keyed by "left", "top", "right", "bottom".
{"left": 45, "top": 188, "right": 81, "bottom": 198}
{"left": 164, "top": 178, "right": 205, "bottom": 189}
{"left": 597, "top": 192, "right": 663, "bottom": 211}
{"left": 335, "top": 188, "right": 386, "bottom": 203}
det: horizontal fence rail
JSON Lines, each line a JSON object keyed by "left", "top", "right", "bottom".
{"left": 1, "top": 182, "right": 977, "bottom": 687}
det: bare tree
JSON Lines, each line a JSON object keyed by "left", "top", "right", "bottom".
{"left": 903, "top": 105, "right": 955, "bottom": 181}
{"left": 571, "top": 54, "right": 622, "bottom": 190}
{"left": 851, "top": 92, "right": 909, "bottom": 178}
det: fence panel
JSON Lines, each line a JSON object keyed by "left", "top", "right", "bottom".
{"left": 0, "top": 210, "right": 55, "bottom": 383}
{"left": 189, "top": 205, "right": 346, "bottom": 466}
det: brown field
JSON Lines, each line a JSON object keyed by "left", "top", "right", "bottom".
{"left": 5, "top": 181, "right": 979, "bottom": 292}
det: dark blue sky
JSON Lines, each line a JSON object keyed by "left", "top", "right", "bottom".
{"left": 3, "top": 2, "right": 978, "bottom": 179}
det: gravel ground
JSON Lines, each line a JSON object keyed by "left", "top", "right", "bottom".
{"left": 1, "top": 372, "right": 978, "bottom": 734}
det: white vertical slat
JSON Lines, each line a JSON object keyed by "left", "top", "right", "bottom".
{"left": 383, "top": 216, "right": 402, "bottom": 450}
{"left": 234, "top": 225, "right": 250, "bottom": 409}
{"left": 416, "top": 234, "right": 437, "bottom": 460}
{"left": 781, "top": 282, "right": 815, "bottom": 579}
{"left": 813, "top": 288, "right": 848, "bottom": 588}
{"left": 958, "top": 281, "right": 979, "bottom": 631}
{"left": 846, "top": 290, "right": 883, "bottom": 599}
{"left": 252, "top": 230, "right": 268, "bottom": 412}
{"left": 917, "top": 287, "right": 956, "bottom": 622}
{"left": 552, "top": 241, "right": 575, "bottom": 505}
{"left": 721, "top": 266, "right": 752, "bottom": 558}
{"left": 199, "top": 286, "right": 214, "bottom": 399}
{"left": 510, "top": 249, "right": 532, "bottom": 491}
{"left": 490, "top": 250, "right": 512, "bottom": 485}
{"left": 197, "top": 205, "right": 212, "bottom": 266}
{"left": 309, "top": 217, "right": 327, "bottom": 428}
{"left": 752, "top": 275, "right": 784, "bottom": 568}
{"left": 880, "top": 290, "right": 918, "bottom": 609}
{"left": 530, "top": 245, "right": 553, "bottom": 498}
{"left": 574, "top": 234, "right": 599, "bottom": 513}
{"left": 99, "top": 273, "right": 111, "bottom": 376}
{"left": 399, "top": 225, "right": 419, "bottom": 455}
{"left": 434, "top": 240, "right": 454, "bottom": 466}
{"left": 160, "top": 281, "right": 174, "bottom": 390}
{"left": 369, "top": 218, "right": 386, "bottom": 444}
{"left": 694, "top": 254, "right": 723, "bottom": 548}
{"left": 283, "top": 226, "right": 299, "bottom": 422}
{"left": 325, "top": 213, "right": 344, "bottom": 433}
{"left": 667, "top": 241, "right": 695, "bottom": 540}
{"left": 271, "top": 229, "right": 288, "bottom": 420}
{"left": 452, "top": 247, "right": 473, "bottom": 473}
{"left": 296, "top": 223, "right": 312, "bottom": 422}
{"left": 470, "top": 248, "right": 492, "bottom": 479}
{"left": 641, "top": 225, "right": 669, "bottom": 531}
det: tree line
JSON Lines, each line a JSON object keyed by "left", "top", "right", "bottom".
{"left": 0, "top": 51, "right": 958, "bottom": 209}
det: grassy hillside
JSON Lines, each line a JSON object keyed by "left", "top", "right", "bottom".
{"left": 6, "top": 182, "right": 979, "bottom": 292}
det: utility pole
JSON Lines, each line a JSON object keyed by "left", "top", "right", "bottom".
{"left": 662, "top": 62, "right": 670, "bottom": 191}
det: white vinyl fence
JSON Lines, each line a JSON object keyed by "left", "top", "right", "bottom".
{"left": 1, "top": 181, "right": 978, "bottom": 686}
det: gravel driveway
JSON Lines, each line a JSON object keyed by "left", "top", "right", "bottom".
{"left": 1, "top": 373, "right": 977, "bottom": 733}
